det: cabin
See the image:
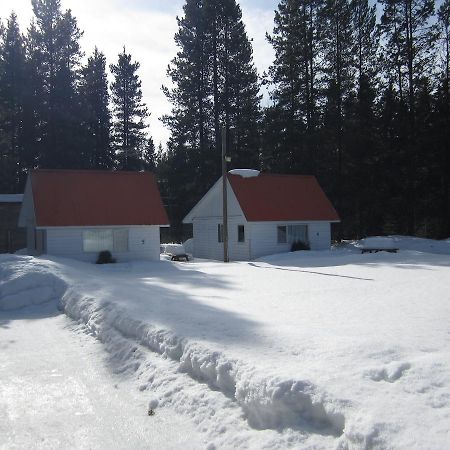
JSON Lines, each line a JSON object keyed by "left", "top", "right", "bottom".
{"left": 183, "top": 170, "right": 339, "bottom": 261}
{"left": 0, "top": 194, "right": 26, "bottom": 253}
{"left": 18, "top": 169, "right": 169, "bottom": 262}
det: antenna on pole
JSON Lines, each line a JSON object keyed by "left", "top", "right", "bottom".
{"left": 222, "top": 125, "right": 229, "bottom": 263}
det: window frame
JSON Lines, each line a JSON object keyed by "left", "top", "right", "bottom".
{"left": 237, "top": 225, "right": 245, "bottom": 243}
{"left": 277, "top": 225, "right": 287, "bottom": 244}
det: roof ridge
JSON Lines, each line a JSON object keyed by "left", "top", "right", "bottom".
{"left": 32, "top": 169, "right": 154, "bottom": 175}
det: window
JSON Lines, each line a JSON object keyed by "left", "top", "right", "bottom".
{"left": 277, "top": 225, "right": 309, "bottom": 245}
{"left": 218, "top": 224, "right": 223, "bottom": 243}
{"left": 277, "top": 226, "right": 287, "bottom": 244}
{"left": 287, "top": 225, "right": 308, "bottom": 245}
{"left": 83, "top": 229, "right": 129, "bottom": 253}
{"left": 238, "top": 225, "right": 245, "bottom": 243}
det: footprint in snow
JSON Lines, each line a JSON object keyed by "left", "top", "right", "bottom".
{"left": 366, "top": 362, "right": 411, "bottom": 383}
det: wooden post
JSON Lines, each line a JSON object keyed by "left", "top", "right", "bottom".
{"left": 222, "top": 125, "right": 229, "bottom": 262}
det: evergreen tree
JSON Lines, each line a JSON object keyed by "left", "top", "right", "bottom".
{"left": 341, "top": 0, "right": 379, "bottom": 236}
{"left": 110, "top": 48, "right": 149, "bottom": 170}
{"left": 0, "top": 13, "right": 27, "bottom": 192}
{"left": 319, "top": 0, "right": 355, "bottom": 219}
{"left": 79, "top": 47, "right": 112, "bottom": 169}
{"left": 379, "top": 0, "right": 438, "bottom": 233}
{"left": 266, "top": 0, "right": 322, "bottom": 174}
{"left": 436, "top": 0, "right": 450, "bottom": 236}
{"left": 26, "top": 0, "right": 84, "bottom": 168}
{"left": 162, "top": 0, "right": 261, "bottom": 237}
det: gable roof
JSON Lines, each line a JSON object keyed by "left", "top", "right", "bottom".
{"left": 228, "top": 173, "right": 339, "bottom": 222}
{"left": 28, "top": 169, "right": 169, "bottom": 227}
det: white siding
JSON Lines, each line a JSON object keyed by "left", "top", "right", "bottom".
{"left": 189, "top": 178, "right": 250, "bottom": 261}
{"left": 307, "top": 222, "right": 332, "bottom": 250}
{"left": 45, "top": 226, "right": 161, "bottom": 262}
{"left": 193, "top": 218, "right": 250, "bottom": 261}
{"left": 250, "top": 221, "right": 331, "bottom": 259}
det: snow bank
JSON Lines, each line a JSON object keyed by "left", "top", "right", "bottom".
{"left": 0, "top": 255, "right": 67, "bottom": 310}
{"left": 61, "top": 287, "right": 345, "bottom": 437}
{"left": 348, "top": 235, "right": 450, "bottom": 254}
{"left": 183, "top": 238, "right": 194, "bottom": 254}
{"left": 160, "top": 243, "right": 186, "bottom": 256}
{"left": 228, "top": 168, "right": 260, "bottom": 178}
{"left": 359, "top": 236, "right": 397, "bottom": 249}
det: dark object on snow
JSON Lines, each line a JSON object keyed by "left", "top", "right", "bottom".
{"left": 361, "top": 248, "right": 398, "bottom": 254}
{"left": 96, "top": 250, "right": 116, "bottom": 264}
{"left": 170, "top": 253, "right": 190, "bottom": 262}
{"left": 148, "top": 409, "right": 155, "bottom": 416}
{"left": 290, "top": 241, "right": 310, "bottom": 252}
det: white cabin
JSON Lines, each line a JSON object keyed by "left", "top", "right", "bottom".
{"left": 183, "top": 171, "right": 340, "bottom": 261}
{"left": 18, "top": 169, "right": 169, "bottom": 262}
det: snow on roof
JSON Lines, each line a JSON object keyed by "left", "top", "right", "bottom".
{"left": 0, "top": 194, "right": 23, "bottom": 203}
{"left": 228, "top": 168, "right": 260, "bottom": 178}
{"left": 29, "top": 169, "right": 169, "bottom": 227}
{"left": 228, "top": 173, "right": 340, "bottom": 222}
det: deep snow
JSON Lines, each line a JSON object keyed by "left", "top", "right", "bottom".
{"left": 1, "top": 237, "right": 450, "bottom": 449}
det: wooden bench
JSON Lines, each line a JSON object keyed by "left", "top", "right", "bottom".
{"left": 170, "top": 253, "right": 190, "bottom": 262}
{"left": 361, "top": 248, "right": 399, "bottom": 254}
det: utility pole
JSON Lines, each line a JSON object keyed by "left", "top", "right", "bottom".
{"left": 222, "top": 125, "right": 229, "bottom": 262}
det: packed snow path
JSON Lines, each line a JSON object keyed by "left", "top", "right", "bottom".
{"left": 0, "top": 302, "right": 201, "bottom": 450}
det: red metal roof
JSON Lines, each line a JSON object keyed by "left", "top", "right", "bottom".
{"left": 31, "top": 170, "right": 169, "bottom": 227}
{"left": 227, "top": 173, "right": 340, "bottom": 222}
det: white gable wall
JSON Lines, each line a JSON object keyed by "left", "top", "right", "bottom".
{"left": 193, "top": 218, "right": 250, "bottom": 261}
{"left": 188, "top": 179, "right": 250, "bottom": 261}
{"left": 44, "top": 226, "right": 161, "bottom": 262}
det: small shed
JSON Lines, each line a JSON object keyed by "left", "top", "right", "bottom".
{"left": 19, "top": 170, "right": 169, "bottom": 262}
{"left": 183, "top": 170, "right": 340, "bottom": 261}
{"left": 0, "top": 194, "right": 26, "bottom": 253}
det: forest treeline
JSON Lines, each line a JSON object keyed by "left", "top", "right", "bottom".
{"left": 0, "top": 0, "right": 449, "bottom": 239}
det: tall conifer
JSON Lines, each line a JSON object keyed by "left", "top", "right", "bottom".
{"left": 110, "top": 48, "right": 149, "bottom": 170}
{"left": 79, "top": 48, "right": 112, "bottom": 169}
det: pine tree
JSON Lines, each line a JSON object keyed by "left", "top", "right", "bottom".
{"left": 0, "top": 13, "right": 27, "bottom": 192}
{"left": 436, "top": 0, "right": 450, "bottom": 236}
{"left": 379, "top": 0, "right": 438, "bottom": 233}
{"left": 162, "top": 0, "right": 261, "bottom": 237}
{"left": 341, "top": 0, "right": 379, "bottom": 236}
{"left": 266, "top": 0, "right": 322, "bottom": 174}
{"left": 26, "top": 0, "right": 84, "bottom": 168}
{"left": 79, "top": 47, "right": 112, "bottom": 169}
{"left": 319, "top": 0, "right": 356, "bottom": 220}
{"left": 110, "top": 48, "right": 149, "bottom": 171}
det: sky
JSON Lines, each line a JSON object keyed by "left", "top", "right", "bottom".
{"left": 0, "top": 0, "right": 278, "bottom": 148}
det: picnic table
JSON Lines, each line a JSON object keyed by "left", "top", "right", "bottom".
{"left": 359, "top": 237, "right": 399, "bottom": 254}
{"left": 170, "top": 253, "right": 190, "bottom": 262}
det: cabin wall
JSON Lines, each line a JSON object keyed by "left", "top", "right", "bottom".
{"left": 249, "top": 221, "right": 332, "bottom": 260}
{"left": 44, "top": 226, "right": 161, "bottom": 262}
{"left": 192, "top": 218, "right": 250, "bottom": 261}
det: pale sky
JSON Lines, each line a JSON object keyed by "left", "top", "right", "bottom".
{"left": 0, "top": 0, "right": 278, "bottom": 148}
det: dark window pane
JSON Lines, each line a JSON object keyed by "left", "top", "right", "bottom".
{"left": 238, "top": 225, "right": 245, "bottom": 242}
{"left": 277, "top": 225, "right": 287, "bottom": 243}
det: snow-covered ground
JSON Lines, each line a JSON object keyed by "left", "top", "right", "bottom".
{"left": 1, "top": 237, "right": 450, "bottom": 449}
{"left": 0, "top": 302, "right": 200, "bottom": 450}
